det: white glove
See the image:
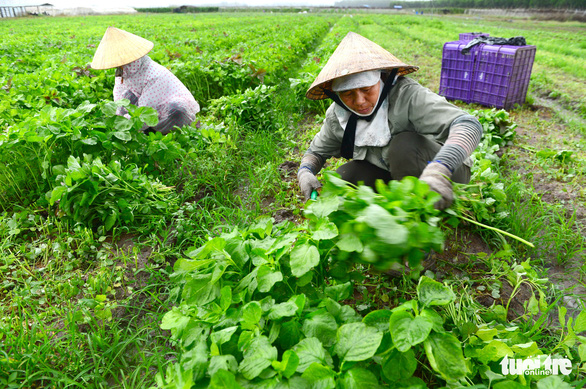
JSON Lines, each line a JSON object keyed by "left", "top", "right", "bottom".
{"left": 419, "top": 162, "right": 453, "bottom": 210}
{"left": 298, "top": 167, "right": 321, "bottom": 200}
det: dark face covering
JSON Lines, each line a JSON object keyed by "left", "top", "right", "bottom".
{"left": 115, "top": 66, "right": 124, "bottom": 83}
{"left": 323, "top": 68, "right": 398, "bottom": 160}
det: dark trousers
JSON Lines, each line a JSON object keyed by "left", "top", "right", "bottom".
{"left": 336, "top": 132, "right": 471, "bottom": 187}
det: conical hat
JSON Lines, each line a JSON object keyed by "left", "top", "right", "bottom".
{"left": 91, "top": 27, "right": 154, "bottom": 70}
{"left": 306, "top": 32, "right": 418, "bottom": 100}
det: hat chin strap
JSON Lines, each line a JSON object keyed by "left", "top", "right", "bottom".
{"left": 115, "top": 66, "right": 124, "bottom": 83}
{"left": 323, "top": 68, "right": 398, "bottom": 160}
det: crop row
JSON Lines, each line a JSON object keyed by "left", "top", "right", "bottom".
{"left": 0, "top": 13, "right": 336, "bottom": 126}
{"left": 0, "top": 12, "right": 337, "bottom": 213}
{"left": 156, "top": 104, "right": 582, "bottom": 387}
{"left": 360, "top": 15, "right": 585, "bottom": 119}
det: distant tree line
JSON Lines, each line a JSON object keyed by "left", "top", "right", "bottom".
{"left": 135, "top": 7, "right": 174, "bottom": 12}
{"left": 174, "top": 6, "right": 220, "bottom": 13}
{"left": 226, "top": 7, "right": 312, "bottom": 12}
{"left": 136, "top": 6, "right": 314, "bottom": 13}
{"left": 391, "top": 0, "right": 584, "bottom": 9}
{"left": 135, "top": 6, "right": 220, "bottom": 13}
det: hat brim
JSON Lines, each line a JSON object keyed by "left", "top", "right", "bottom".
{"left": 306, "top": 32, "right": 419, "bottom": 100}
{"left": 91, "top": 27, "right": 154, "bottom": 70}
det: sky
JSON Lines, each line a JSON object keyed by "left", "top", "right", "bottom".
{"left": 2, "top": 0, "right": 339, "bottom": 7}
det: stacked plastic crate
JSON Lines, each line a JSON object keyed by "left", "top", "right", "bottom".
{"left": 438, "top": 40, "right": 484, "bottom": 104}
{"left": 439, "top": 33, "right": 536, "bottom": 110}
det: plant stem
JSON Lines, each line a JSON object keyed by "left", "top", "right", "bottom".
{"left": 458, "top": 215, "right": 535, "bottom": 248}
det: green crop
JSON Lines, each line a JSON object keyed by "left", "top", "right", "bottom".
{"left": 155, "top": 212, "right": 467, "bottom": 387}
{"left": 156, "top": 184, "right": 582, "bottom": 387}
{"left": 155, "top": 103, "right": 577, "bottom": 388}
{"left": 48, "top": 154, "right": 177, "bottom": 232}
{"left": 305, "top": 173, "right": 444, "bottom": 273}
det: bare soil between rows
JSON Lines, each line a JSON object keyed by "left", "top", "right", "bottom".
{"left": 512, "top": 103, "right": 586, "bottom": 320}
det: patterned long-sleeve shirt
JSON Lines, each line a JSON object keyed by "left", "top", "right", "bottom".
{"left": 113, "top": 55, "right": 199, "bottom": 130}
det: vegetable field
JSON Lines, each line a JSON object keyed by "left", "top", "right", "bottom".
{"left": 1, "top": 10, "right": 585, "bottom": 389}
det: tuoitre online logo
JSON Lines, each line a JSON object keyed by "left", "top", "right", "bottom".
{"left": 500, "top": 355, "right": 572, "bottom": 376}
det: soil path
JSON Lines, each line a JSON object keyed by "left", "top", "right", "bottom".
{"left": 511, "top": 102, "right": 586, "bottom": 321}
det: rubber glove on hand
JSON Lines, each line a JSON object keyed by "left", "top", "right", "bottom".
{"left": 419, "top": 162, "right": 453, "bottom": 210}
{"left": 298, "top": 168, "right": 322, "bottom": 200}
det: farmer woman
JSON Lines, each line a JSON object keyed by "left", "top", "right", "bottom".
{"left": 298, "top": 32, "right": 483, "bottom": 210}
{"left": 91, "top": 27, "right": 199, "bottom": 134}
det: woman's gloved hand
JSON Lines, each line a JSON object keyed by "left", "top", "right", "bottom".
{"left": 298, "top": 167, "right": 322, "bottom": 200}
{"left": 419, "top": 162, "right": 453, "bottom": 210}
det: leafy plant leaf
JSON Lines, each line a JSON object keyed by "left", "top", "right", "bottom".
{"left": 238, "top": 336, "right": 277, "bottom": 380}
{"left": 48, "top": 185, "right": 67, "bottom": 205}
{"left": 104, "top": 211, "right": 117, "bottom": 231}
{"left": 182, "top": 342, "right": 209, "bottom": 382}
{"left": 209, "top": 369, "right": 244, "bottom": 389}
{"left": 293, "top": 337, "right": 333, "bottom": 373}
{"left": 300, "top": 363, "right": 335, "bottom": 389}
{"left": 112, "top": 130, "right": 131, "bottom": 141}
{"left": 160, "top": 307, "right": 190, "bottom": 333}
{"left": 578, "top": 344, "right": 586, "bottom": 363}
{"left": 334, "top": 322, "right": 383, "bottom": 362}
{"left": 290, "top": 243, "right": 320, "bottom": 277}
{"left": 363, "top": 310, "right": 393, "bottom": 333}
{"left": 357, "top": 204, "right": 408, "bottom": 246}
{"left": 417, "top": 276, "right": 455, "bottom": 307}
{"left": 476, "top": 340, "right": 513, "bottom": 365}
{"left": 268, "top": 301, "right": 299, "bottom": 320}
{"left": 241, "top": 301, "right": 263, "bottom": 331}
{"left": 211, "top": 327, "right": 238, "bottom": 346}
{"left": 390, "top": 376, "right": 428, "bottom": 389}
{"left": 423, "top": 332, "right": 468, "bottom": 381}
{"left": 257, "top": 265, "right": 283, "bottom": 293}
{"left": 390, "top": 310, "right": 433, "bottom": 352}
{"left": 311, "top": 220, "right": 338, "bottom": 241}
{"left": 511, "top": 342, "right": 540, "bottom": 357}
{"left": 325, "top": 282, "right": 353, "bottom": 302}
{"left": 139, "top": 106, "right": 160, "bottom": 127}
{"left": 336, "top": 233, "right": 363, "bottom": 253}
{"left": 279, "top": 321, "right": 303, "bottom": 351}
{"left": 573, "top": 310, "right": 586, "bottom": 333}
{"left": 271, "top": 350, "right": 299, "bottom": 379}
{"left": 338, "top": 367, "right": 380, "bottom": 389}
{"left": 307, "top": 194, "right": 339, "bottom": 218}
{"left": 301, "top": 311, "right": 338, "bottom": 348}
{"left": 535, "top": 375, "right": 573, "bottom": 389}
{"left": 382, "top": 348, "right": 417, "bottom": 382}
{"left": 183, "top": 273, "right": 220, "bottom": 306}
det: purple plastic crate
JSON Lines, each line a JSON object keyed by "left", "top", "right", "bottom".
{"left": 459, "top": 32, "right": 490, "bottom": 41}
{"left": 471, "top": 45, "right": 536, "bottom": 110}
{"left": 439, "top": 41, "right": 484, "bottom": 103}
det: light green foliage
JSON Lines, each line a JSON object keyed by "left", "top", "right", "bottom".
{"left": 48, "top": 155, "right": 176, "bottom": 231}
{"left": 0, "top": 99, "right": 219, "bottom": 215}
{"left": 417, "top": 276, "right": 456, "bottom": 307}
{"left": 208, "top": 84, "right": 281, "bottom": 132}
{"left": 474, "top": 108, "right": 518, "bottom": 148}
{"left": 306, "top": 174, "right": 444, "bottom": 272}
{"left": 157, "top": 209, "right": 465, "bottom": 386}
{"left": 156, "top": 182, "right": 581, "bottom": 387}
